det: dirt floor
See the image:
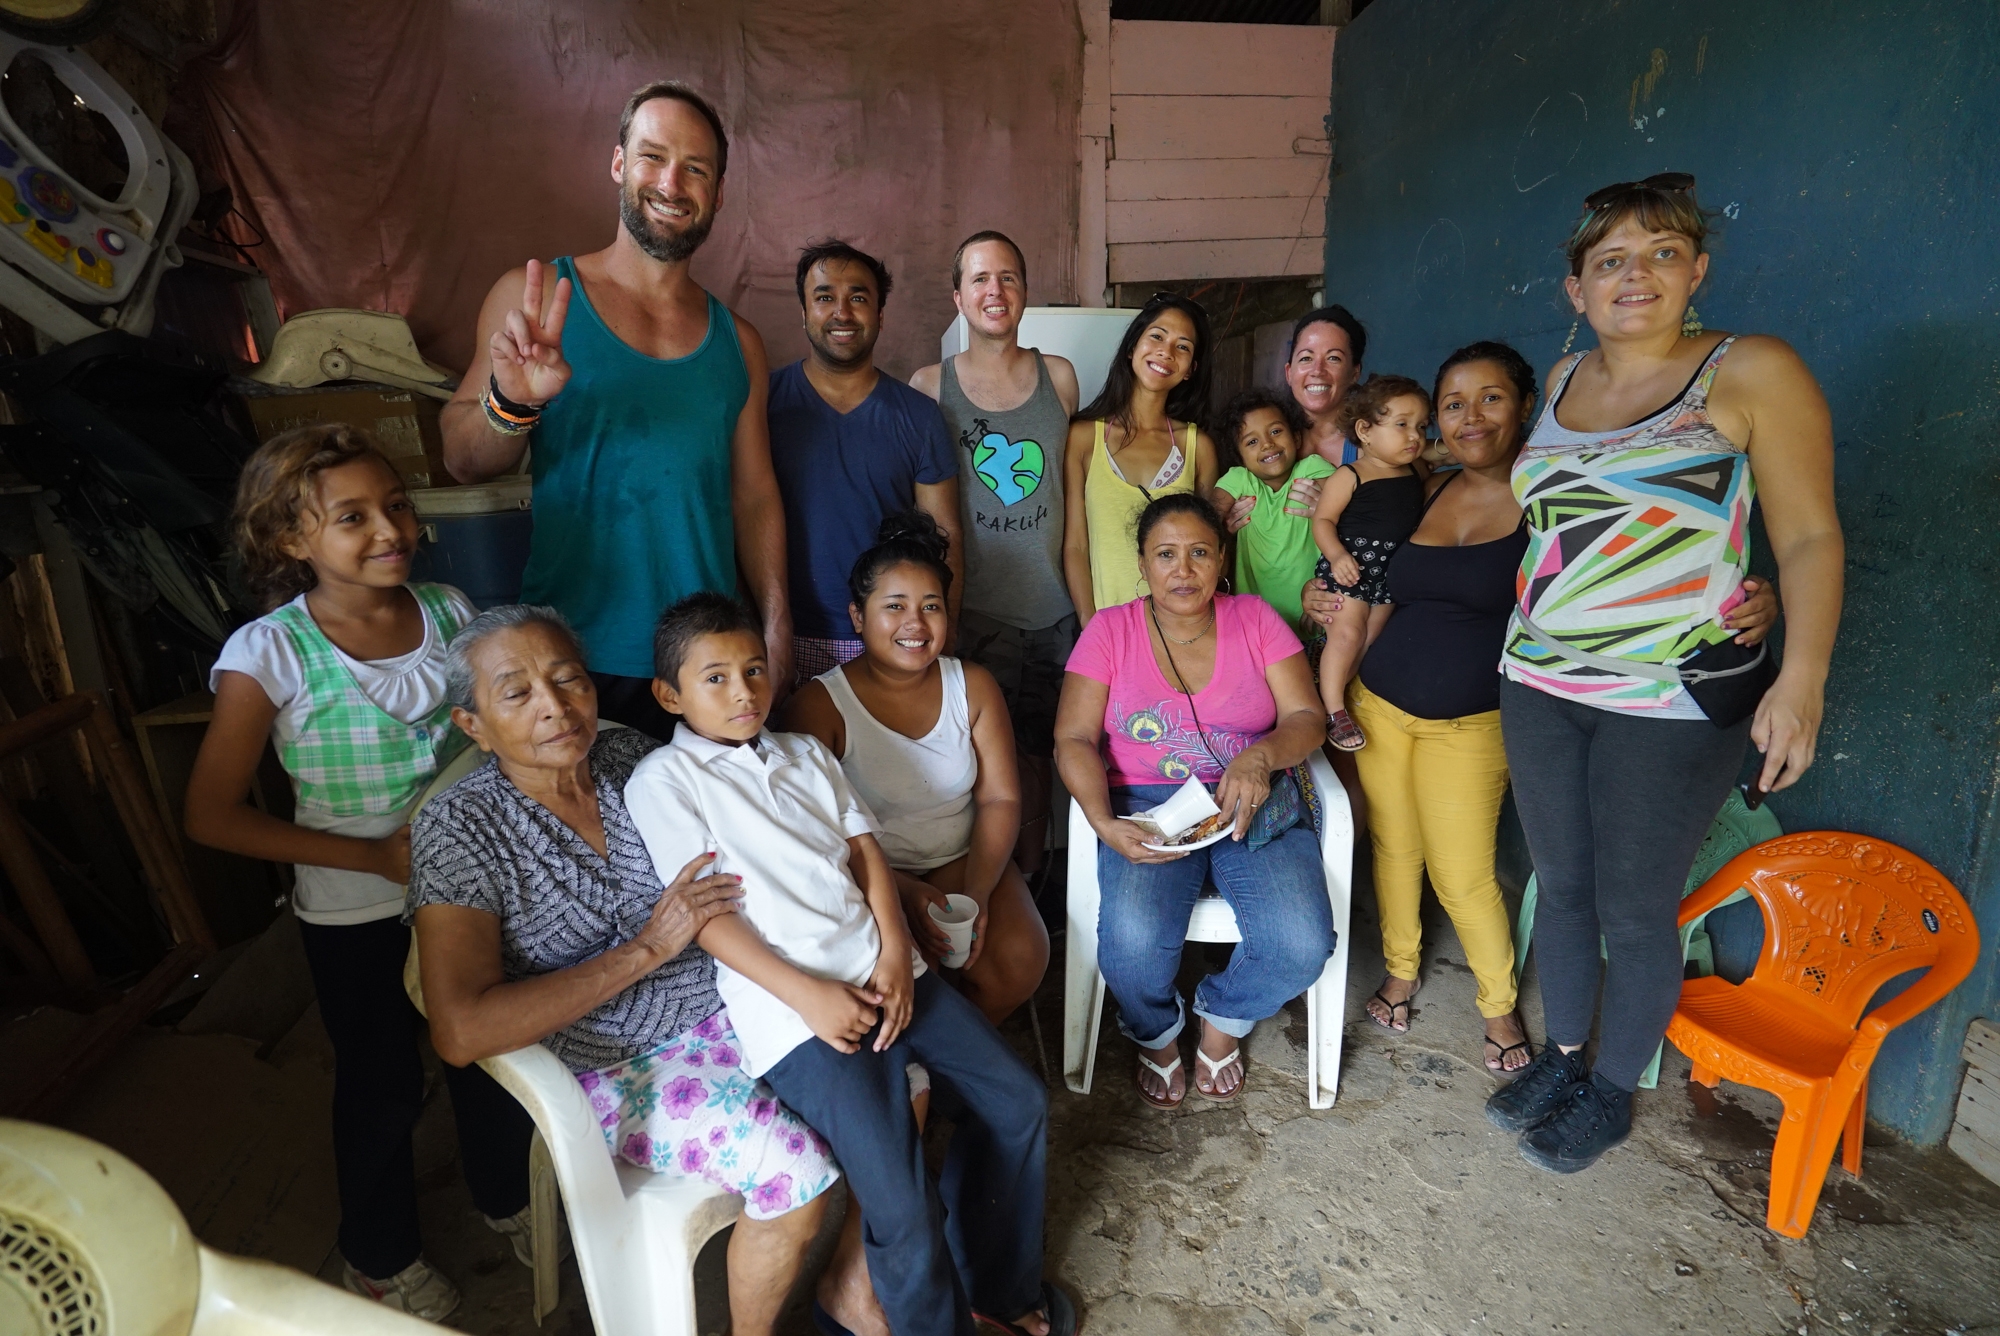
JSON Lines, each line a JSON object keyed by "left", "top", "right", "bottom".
{"left": 14, "top": 879, "right": 2000, "bottom": 1336}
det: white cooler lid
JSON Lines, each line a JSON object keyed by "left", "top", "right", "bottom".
{"left": 410, "top": 476, "right": 532, "bottom": 516}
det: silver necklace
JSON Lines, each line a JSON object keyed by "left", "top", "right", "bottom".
{"left": 1154, "top": 605, "right": 1215, "bottom": 646}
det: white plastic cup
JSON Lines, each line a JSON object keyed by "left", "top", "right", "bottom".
{"left": 1145, "top": 775, "right": 1221, "bottom": 840}
{"left": 928, "top": 893, "right": 979, "bottom": 968}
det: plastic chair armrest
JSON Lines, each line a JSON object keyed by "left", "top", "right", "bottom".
{"left": 1677, "top": 865, "right": 1753, "bottom": 927}
{"left": 481, "top": 1044, "right": 629, "bottom": 1209}
{"left": 1856, "top": 970, "right": 1961, "bottom": 1040}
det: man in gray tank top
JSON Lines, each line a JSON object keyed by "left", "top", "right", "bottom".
{"left": 911, "top": 232, "right": 1079, "bottom": 873}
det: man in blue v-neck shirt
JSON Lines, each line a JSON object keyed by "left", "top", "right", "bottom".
{"left": 768, "top": 240, "right": 962, "bottom": 684}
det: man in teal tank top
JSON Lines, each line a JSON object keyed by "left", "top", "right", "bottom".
{"left": 442, "top": 81, "right": 790, "bottom": 738}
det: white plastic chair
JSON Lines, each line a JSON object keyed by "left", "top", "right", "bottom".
{"left": 1, "top": 1118, "right": 437, "bottom": 1336}
{"left": 1062, "top": 751, "right": 1354, "bottom": 1107}
{"left": 405, "top": 728, "right": 739, "bottom": 1334}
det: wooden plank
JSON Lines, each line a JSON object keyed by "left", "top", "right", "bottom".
{"left": 5, "top": 941, "right": 204, "bottom": 1120}
{"left": 1109, "top": 237, "right": 1323, "bottom": 284}
{"left": 1959, "top": 1063, "right": 2000, "bottom": 1144}
{"left": 1112, "top": 95, "right": 1326, "bottom": 161}
{"left": 0, "top": 787, "right": 93, "bottom": 990}
{"left": 1964, "top": 1016, "right": 2000, "bottom": 1069}
{"left": 84, "top": 698, "right": 217, "bottom": 954}
{"left": 1108, "top": 195, "right": 1326, "bottom": 245}
{"left": 1950, "top": 1119, "right": 2000, "bottom": 1187}
{"left": 1110, "top": 19, "right": 1336, "bottom": 97}
{"left": 1109, "top": 155, "right": 1329, "bottom": 202}
{"left": 0, "top": 691, "right": 94, "bottom": 760}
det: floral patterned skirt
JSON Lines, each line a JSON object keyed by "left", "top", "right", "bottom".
{"left": 575, "top": 1010, "right": 840, "bottom": 1220}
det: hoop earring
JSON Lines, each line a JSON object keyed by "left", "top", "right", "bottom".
{"left": 1560, "top": 321, "right": 1579, "bottom": 355}
{"left": 1681, "top": 305, "right": 1703, "bottom": 338}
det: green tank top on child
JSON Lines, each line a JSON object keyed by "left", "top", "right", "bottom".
{"left": 266, "top": 582, "right": 471, "bottom": 821}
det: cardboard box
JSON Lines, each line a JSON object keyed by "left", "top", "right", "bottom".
{"left": 232, "top": 381, "right": 450, "bottom": 489}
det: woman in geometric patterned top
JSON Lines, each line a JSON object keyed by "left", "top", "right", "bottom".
{"left": 1484, "top": 175, "right": 1844, "bottom": 1175}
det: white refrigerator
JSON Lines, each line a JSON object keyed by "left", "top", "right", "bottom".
{"left": 939, "top": 307, "right": 1141, "bottom": 409}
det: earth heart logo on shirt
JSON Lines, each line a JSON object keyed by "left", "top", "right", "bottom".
{"left": 973, "top": 432, "right": 1045, "bottom": 506}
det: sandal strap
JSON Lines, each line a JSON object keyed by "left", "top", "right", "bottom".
{"left": 1138, "top": 1052, "right": 1182, "bottom": 1082}
{"left": 1195, "top": 1047, "right": 1241, "bottom": 1077}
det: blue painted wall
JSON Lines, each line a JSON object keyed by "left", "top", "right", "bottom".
{"left": 1322, "top": 0, "right": 2000, "bottom": 1143}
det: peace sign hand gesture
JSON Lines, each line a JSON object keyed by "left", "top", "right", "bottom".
{"left": 490, "top": 258, "right": 573, "bottom": 408}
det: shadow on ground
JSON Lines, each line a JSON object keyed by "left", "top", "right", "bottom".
{"left": 10, "top": 878, "right": 1998, "bottom": 1335}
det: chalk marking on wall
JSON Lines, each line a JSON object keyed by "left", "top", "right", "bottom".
{"left": 1511, "top": 92, "right": 1588, "bottom": 193}
{"left": 1412, "top": 218, "right": 1466, "bottom": 284}
{"left": 1696, "top": 34, "right": 1709, "bottom": 78}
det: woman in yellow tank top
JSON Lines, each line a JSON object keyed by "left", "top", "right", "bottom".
{"left": 1062, "top": 294, "right": 1223, "bottom": 625}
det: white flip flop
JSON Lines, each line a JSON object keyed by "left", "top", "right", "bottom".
{"left": 1136, "top": 1050, "right": 1185, "bottom": 1109}
{"left": 1193, "top": 1046, "right": 1245, "bottom": 1102}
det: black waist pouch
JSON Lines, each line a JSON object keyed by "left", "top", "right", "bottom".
{"left": 1675, "top": 637, "right": 1779, "bottom": 730}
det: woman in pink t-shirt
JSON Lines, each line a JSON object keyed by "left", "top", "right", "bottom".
{"left": 1054, "top": 494, "right": 1333, "bottom": 1108}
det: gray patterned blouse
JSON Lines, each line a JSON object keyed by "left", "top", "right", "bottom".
{"left": 407, "top": 727, "right": 722, "bottom": 1072}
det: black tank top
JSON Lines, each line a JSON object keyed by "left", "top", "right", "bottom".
{"left": 1336, "top": 464, "right": 1425, "bottom": 542}
{"left": 1357, "top": 472, "right": 1529, "bottom": 720}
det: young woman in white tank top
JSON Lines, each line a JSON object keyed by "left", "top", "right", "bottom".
{"left": 781, "top": 511, "right": 1052, "bottom": 1026}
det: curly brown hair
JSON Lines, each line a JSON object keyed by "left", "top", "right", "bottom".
{"left": 1335, "top": 373, "right": 1431, "bottom": 445}
{"left": 232, "top": 423, "right": 400, "bottom": 611}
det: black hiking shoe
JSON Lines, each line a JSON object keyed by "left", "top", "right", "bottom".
{"left": 1483, "top": 1044, "right": 1587, "bottom": 1133}
{"left": 1519, "top": 1073, "right": 1633, "bottom": 1173}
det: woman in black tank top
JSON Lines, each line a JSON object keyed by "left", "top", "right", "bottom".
{"left": 1346, "top": 346, "right": 1541, "bottom": 1073}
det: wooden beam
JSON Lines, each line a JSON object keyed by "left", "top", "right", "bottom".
{"left": 0, "top": 690, "right": 95, "bottom": 759}
{"left": 4, "top": 941, "right": 204, "bottom": 1120}
{"left": 83, "top": 696, "right": 216, "bottom": 954}
{"left": 1110, "top": 19, "right": 1336, "bottom": 97}
{"left": 1112, "top": 95, "right": 1327, "bottom": 161}
{"left": 1109, "top": 195, "right": 1327, "bottom": 245}
{"left": 0, "top": 787, "right": 93, "bottom": 990}
{"left": 1109, "top": 156, "right": 1330, "bottom": 202}
{"left": 1109, "top": 237, "right": 1325, "bottom": 284}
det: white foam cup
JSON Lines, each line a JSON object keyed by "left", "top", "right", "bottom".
{"left": 1144, "top": 775, "right": 1221, "bottom": 840}
{"left": 928, "top": 893, "right": 979, "bottom": 968}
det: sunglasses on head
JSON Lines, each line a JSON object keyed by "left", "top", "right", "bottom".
{"left": 1581, "top": 172, "right": 1696, "bottom": 212}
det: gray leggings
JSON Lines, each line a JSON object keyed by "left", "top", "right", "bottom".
{"left": 1498, "top": 679, "right": 1750, "bottom": 1091}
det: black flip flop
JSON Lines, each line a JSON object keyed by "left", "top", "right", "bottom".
{"left": 1367, "top": 985, "right": 1416, "bottom": 1033}
{"left": 1484, "top": 1036, "right": 1535, "bottom": 1074}
{"left": 976, "top": 1281, "right": 1081, "bottom": 1336}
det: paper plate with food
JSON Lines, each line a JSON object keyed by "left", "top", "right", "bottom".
{"left": 1118, "top": 776, "right": 1235, "bottom": 852}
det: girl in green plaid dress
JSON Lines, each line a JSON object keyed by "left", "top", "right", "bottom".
{"left": 185, "top": 425, "right": 534, "bottom": 1321}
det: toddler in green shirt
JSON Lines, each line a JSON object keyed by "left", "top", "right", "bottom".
{"left": 1209, "top": 390, "right": 1336, "bottom": 628}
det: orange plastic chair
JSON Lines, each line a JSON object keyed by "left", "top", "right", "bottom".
{"left": 1666, "top": 832, "right": 1980, "bottom": 1238}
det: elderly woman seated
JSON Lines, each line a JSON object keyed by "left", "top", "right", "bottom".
{"left": 406, "top": 604, "right": 895, "bottom": 1336}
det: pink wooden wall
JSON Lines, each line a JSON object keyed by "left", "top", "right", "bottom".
{"left": 1101, "top": 19, "right": 1335, "bottom": 285}
{"left": 187, "top": 0, "right": 1083, "bottom": 379}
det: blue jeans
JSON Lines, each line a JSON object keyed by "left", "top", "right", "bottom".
{"left": 1097, "top": 785, "right": 1335, "bottom": 1047}
{"left": 760, "top": 972, "right": 1047, "bottom": 1336}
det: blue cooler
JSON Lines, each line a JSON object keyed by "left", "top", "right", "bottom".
{"left": 410, "top": 477, "right": 533, "bottom": 610}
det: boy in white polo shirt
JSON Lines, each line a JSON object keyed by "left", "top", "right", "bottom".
{"left": 623, "top": 592, "right": 1071, "bottom": 1336}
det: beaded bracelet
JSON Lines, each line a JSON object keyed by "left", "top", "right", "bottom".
{"left": 484, "top": 375, "right": 542, "bottom": 437}
{"left": 488, "top": 375, "right": 544, "bottom": 419}
{"left": 483, "top": 391, "right": 536, "bottom": 437}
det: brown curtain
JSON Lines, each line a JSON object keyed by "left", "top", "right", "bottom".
{"left": 185, "top": 0, "right": 1083, "bottom": 379}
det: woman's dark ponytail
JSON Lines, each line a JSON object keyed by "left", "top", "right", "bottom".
{"left": 848, "top": 509, "right": 954, "bottom": 608}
